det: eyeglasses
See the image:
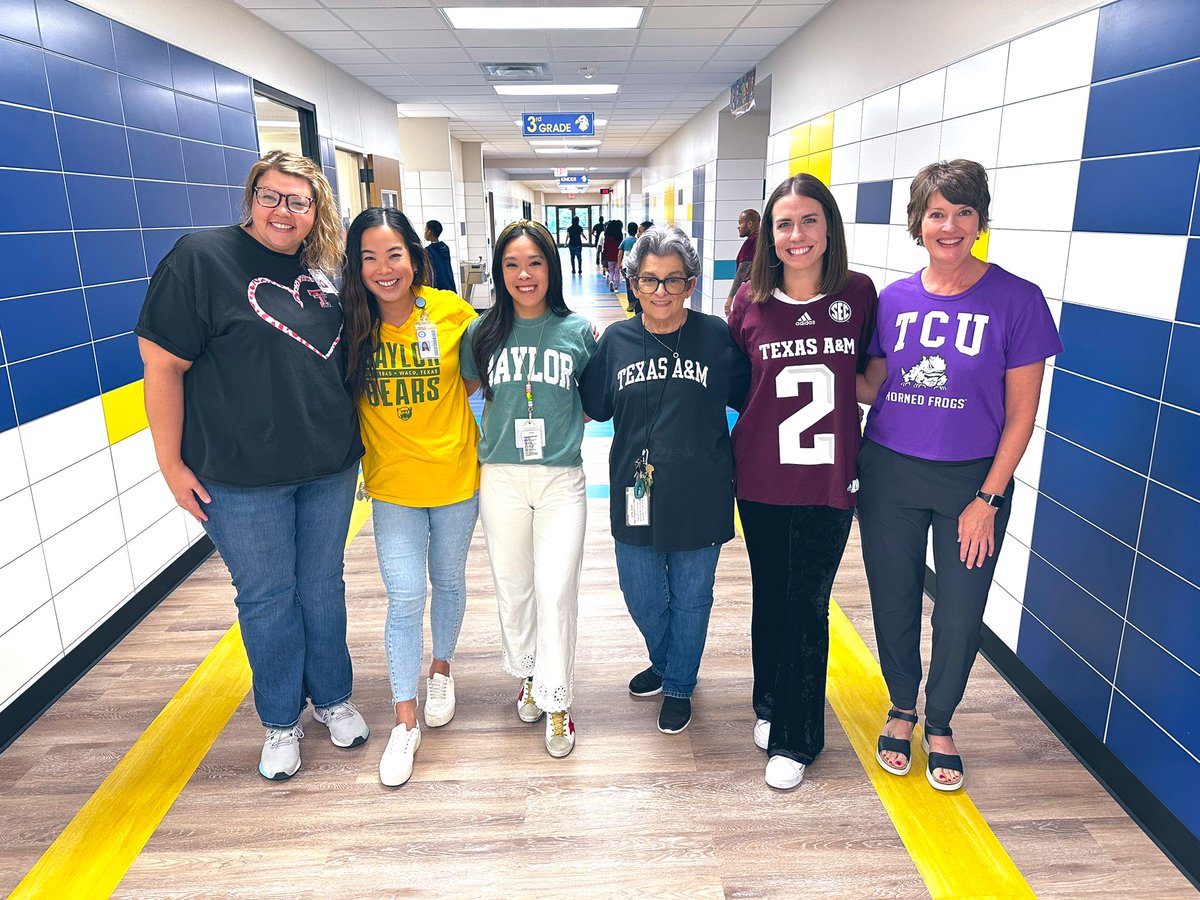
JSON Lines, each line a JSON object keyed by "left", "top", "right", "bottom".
{"left": 253, "top": 187, "right": 315, "bottom": 214}
{"left": 633, "top": 275, "right": 693, "bottom": 295}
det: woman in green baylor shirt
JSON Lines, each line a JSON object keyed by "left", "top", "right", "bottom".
{"left": 461, "top": 220, "right": 596, "bottom": 759}
{"left": 137, "top": 152, "right": 368, "bottom": 782}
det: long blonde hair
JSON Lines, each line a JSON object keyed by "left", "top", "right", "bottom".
{"left": 239, "top": 150, "right": 344, "bottom": 274}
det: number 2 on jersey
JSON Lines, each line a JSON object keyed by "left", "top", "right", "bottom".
{"left": 776, "top": 364, "right": 835, "bottom": 465}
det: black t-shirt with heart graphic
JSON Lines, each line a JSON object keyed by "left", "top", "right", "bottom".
{"left": 136, "top": 225, "right": 363, "bottom": 487}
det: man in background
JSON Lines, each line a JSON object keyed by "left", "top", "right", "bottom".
{"left": 424, "top": 220, "right": 457, "bottom": 295}
{"left": 567, "top": 216, "right": 585, "bottom": 275}
{"left": 724, "top": 208, "right": 760, "bottom": 316}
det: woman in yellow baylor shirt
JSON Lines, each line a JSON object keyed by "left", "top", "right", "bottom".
{"left": 342, "top": 208, "right": 480, "bottom": 787}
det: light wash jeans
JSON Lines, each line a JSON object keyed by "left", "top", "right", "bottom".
{"left": 372, "top": 493, "right": 478, "bottom": 704}
{"left": 200, "top": 464, "right": 358, "bottom": 728}
{"left": 614, "top": 540, "right": 721, "bottom": 699}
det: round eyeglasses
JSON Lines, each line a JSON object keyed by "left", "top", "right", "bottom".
{"left": 633, "top": 275, "right": 692, "bottom": 295}
{"left": 253, "top": 187, "right": 315, "bottom": 214}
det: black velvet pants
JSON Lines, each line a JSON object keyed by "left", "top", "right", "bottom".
{"left": 739, "top": 500, "right": 855, "bottom": 764}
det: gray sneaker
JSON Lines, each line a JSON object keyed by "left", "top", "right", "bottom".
{"left": 545, "top": 710, "right": 576, "bottom": 758}
{"left": 516, "top": 677, "right": 543, "bottom": 723}
{"left": 259, "top": 724, "right": 303, "bottom": 780}
{"left": 313, "top": 701, "right": 369, "bottom": 748}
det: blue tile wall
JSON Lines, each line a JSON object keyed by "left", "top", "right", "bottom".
{"left": 1083, "top": 58, "right": 1200, "bottom": 158}
{"left": 0, "top": 290, "right": 90, "bottom": 361}
{"left": 1045, "top": 371, "right": 1158, "bottom": 474}
{"left": 1, "top": 0, "right": 40, "bottom": 44}
{"left": 1093, "top": 0, "right": 1200, "bottom": 81}
{"left": 121, "top": 76, "right": 180, "bottom": 135}
{"left": 0, "top": 373, "right": 16, "bottom": 433}
{"left": 1023, "top": 554, "right": 1125, "bottom": 680}
{"left": 1073, "top": 150, "right": 1199, "bottom": 235}
{"left": 111, "top": 20, "right": 170, "bottom": 87}
{"left": 856, "top": 179, "right": 892, "bottom": 225}
{"left": 75, "top": 230, "right": 147, "bottom": 286}
{"left": 0, "top": 169, "right": 72, "bottom": 232}
{"left": 1177, "top": 241, "right": 1200, "bottom": 326}
{"left": 1106, "top": 694, "right": 1200, "bottom": 838}
{"left": 1055, "top": 303, "right": 1170, "bottom": 398}
{"left": 1016, "top": 613, "right": 1113, "bottom": 739}
{"left": 45, "top": 54, "right": 122, "bottom": 123}
{"left": 65, "top": 175, "right": 140, "bottom": 231}
{"left": 57, "top": 116, "right": 131, "bottom": 177}
{"left": 1162, "top": 324, "right": 1200, "bottom": 412}
{"left": 0, "top": 36, "right": 50, "bottom": 107}
{"left": 181, "top": 139, "right": 227, "bottom": 185}
{"left": 1150, "top": 405, "right": 1200, "bottom": 501}
{"left": 1037, "top": 432, "right": 1146, "bottom": 547}
{"left": 0, "top": 105, "right": 60, "bottom": 170}
{"left": 1030, "top": 494, "right": 1135, "bottom": 616}
{"left": 170, "top": 47, "right": 216, "bottom": 101}
{"left": 176, "top": 94, "right": 222, "bottom": 143}
{"left": 93, "top": 332, "right": 142, "bottom": 392}
{"left": 1115, "top": 627, "right": 1200, "bottom": 759}
{"left": 1138, "top": 483, "right": 1200, "bottom": 588}
{"left": 1128, "top": 558, "right": 1200, "bottom": 673}
{"left": 128, "top": 130, "right": 185, "bottom": 181}
{"left": 0, "top": 232, "right": 81, "bottom": 300}
{"left": 84, "top": 280, "right": 149, "bottom": 340}
{"left": 36, "top": 0, "right": 114, "bottom": 69}
{"left": 8, "top": 344, "right": 100, "bottom": 422}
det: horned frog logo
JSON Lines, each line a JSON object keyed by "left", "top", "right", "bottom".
{"left": 901, "top": 354, "right": 948, "bottom": 390}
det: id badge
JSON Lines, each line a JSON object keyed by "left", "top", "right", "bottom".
{"left": 415, "top": 321, "right": 440, "bottom": 361}
{"left": 625, "top": 487, "right": 650, "bottom": 526}
{"left": 308, "top": 268, "right": 338, "bottom": 295}
{"left": 515, "top": 418, "right": 546, "bottom": 461}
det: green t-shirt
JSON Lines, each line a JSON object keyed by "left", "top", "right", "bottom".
{"left": 460, "top": 310, "right": 597, "bottom": 466}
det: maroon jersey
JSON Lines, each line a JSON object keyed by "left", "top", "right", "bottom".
{"left": 728, "top": 272, "right": 877, "bottom": 508}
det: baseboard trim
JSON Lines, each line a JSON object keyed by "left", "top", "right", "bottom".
{"left": 0, "top": 538, "right": 215, "bottom": 754}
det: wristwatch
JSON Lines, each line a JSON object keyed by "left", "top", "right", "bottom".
{"left": 976, "top": 491, "right": 1006, "bottom": 509}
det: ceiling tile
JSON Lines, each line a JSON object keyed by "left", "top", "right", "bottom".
{"left": 366, "top": 30, "right": 462, "bottom": 48}
{"left": 334, "top": 7, "right": 447, "bottom": 28}
{"left": 742, "top": 4, "right": 823, "bottom": 28}
{"left": 643, "top": 6, "right": 752, "bottom": 28}
{"left": 383, "top": 47, "right": 472, "bottom": 63}
{"left": 631, "top": 45, "right": 707, "bottom": 61}
{"left": 235, "top": 0, "right": 320, "bottom": 7}
{"left": 248, "top": 7, "right": 347, "bottom": 29}
{"left": 316, "top": 47, "right": 389, "bottom": 63}
{"left": 637, "top": 27, "right": 731, "bottom": 45}
{"left": 285, "top": 30, "right": 370, "bottom": 49}
{"left": 722, "top": 25, "right": 798, "bottom": 45}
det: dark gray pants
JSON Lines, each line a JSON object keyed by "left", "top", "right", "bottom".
{"left": 856, "top": 440, "right": 1012, "bottom": 730}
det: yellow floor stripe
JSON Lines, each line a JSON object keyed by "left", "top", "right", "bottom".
{"left": 826, "top": 601, "right": 1034, "bottom": 899}
{"left": 12, "top": 484, "right": 374, "bottom": 899}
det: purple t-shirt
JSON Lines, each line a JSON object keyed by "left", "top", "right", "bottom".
{"left": 729, "top": 272, "right": 877, "bottom": 508}
{"left": 864, "top": 265, "right": 1062, "bottom": 461}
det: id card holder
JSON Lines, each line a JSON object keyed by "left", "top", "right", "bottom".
{"left": 415, "top": 321, "right": 440, "bottom": 362}
{"left": 308, "top": 268, "right": 338, "bottom": 296}
{"left": 625, "top": 487, "right": 650, "bottom": 526}
{"left": 515, "top": 418, "right": 546, "bottom": 461}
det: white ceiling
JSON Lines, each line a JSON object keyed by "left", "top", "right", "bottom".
{"left": 232, "top": 0, "right": 830, "bottom": 188}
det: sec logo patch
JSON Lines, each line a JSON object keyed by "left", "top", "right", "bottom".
{"left": 829, "top": 300, "right": 851, "bottom": 323}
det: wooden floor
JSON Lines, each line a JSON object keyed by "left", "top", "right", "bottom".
{"left": 0, "top": 272, "right": 1194, "bottom": 898}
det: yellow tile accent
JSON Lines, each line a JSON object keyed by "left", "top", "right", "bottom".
{"left": 686, "top": 203, "right": 693, "bottom": 223}
{"left": 809, "top": 112, "right": 835, "bottom": 153}
{"left": 788, "top": 154, "right": 806, "bottom": 177}
{"left": 102, "top": 380, "right": 148, "bottom": 445}
{"left": 808, "top": 149, "right": 833, "bottom": 186}
{"left": 789, "top": 121, "right": 810, "bottom": 160}
{"left": 826, "top": 602, "right": 1034, "bottom": 899}
{"left": 10, "top": 484, "right": 375, "bottom": 900}
{"left": 664, "top": 183, "right": 675, "bottom": 226}
{"left": 972, "top": 230, "right": 990, "bottom": 262}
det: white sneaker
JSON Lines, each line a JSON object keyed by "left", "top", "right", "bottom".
{"left": 312, "top": 701, "right": 369, "bottom": 748}
{"left": 754, "top": 718, "right": 770, "bottom": 751}
{"left": 545, "top": 710, "right": 576, "bottom": 758}
{"left": 424, "top": 673, "right": 456, "bottom": 728}
{"left": 259, "top": 725, "right": 303, "bottom": 780}
{"left": 765, "top": 755, "right": 805, "bottom": 790}
{"left": 379, "top": 723, "right": 421, "bottom": 787}
{"left": 516, "top": 677, "right": 543, "bottom": 723}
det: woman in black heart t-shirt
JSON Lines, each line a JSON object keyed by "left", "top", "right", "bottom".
{"left": 136, "top": 151, "right": 367, "bottom": 782}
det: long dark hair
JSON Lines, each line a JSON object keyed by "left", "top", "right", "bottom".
{"left": 472, "top": 220, "right": 570, "bottom": 401}
{"left": 604, "top": 219, "right": 624, "bottom": 242}
{"left": 341, "top": 207, "right": 430, "bottom": 400}
{"left": 749, "top": 173, "right": 849, "bottom": 302}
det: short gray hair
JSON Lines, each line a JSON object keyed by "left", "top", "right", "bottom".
{"left": 623, "top": 225, "right": 701, "bottom": 281}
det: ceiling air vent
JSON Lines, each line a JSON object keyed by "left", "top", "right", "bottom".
{"left": 479, "top": 62, "right": 553, "bottom": 82}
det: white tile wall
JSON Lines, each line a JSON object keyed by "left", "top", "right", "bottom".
{"left": 832, "top": 100, "right": 863, "bottom": 147}
{"left": 128, "top": 510, "right": 189, "bottom": 588}
{"left": 943, "top": 45, "right": 1009, "bottom": 119}
{"left": 20, "top": 398, "right": 107, "bottom": 484}
{"left": 0, "top": 602, "right": 62, "bottom": 710}
{"left": 41, "top": 498, "right": 127, "bottom": 595}
{"left": 1004, "top": 10, "right": 1099, "bottom": 105}
{"left": 861, "top": 86, "right": 900, "bottom": 139}
{"left": 984, "top": 583, "right": 1023, "bottom": 651}
{"left": 0, "top": 490, "right": 40, "bottom": 569}
{"left": 987, "top": 229, "right": 1073, "bottom": 301}
{"left": 990, "top": 162, "right": 1081, "bottom": 232}
{"left": 54, "top": 549, "right": 134, "bottom": 651}
{"left": 0, "top": 427, "right": 28, "bottom": 502}
{"left": 0, "top": 547, "right": 51, "bottom": 636}
{"left": 30, "top": 449, "right": 118, "bottom": 541}
{"left": 893, "top": 123, "right": 942, "bottom": 178}
{"left": 939, "top": 108, "right": 1003, "bottom": 169}
{"left": 1063, "top": 232, "right": 1186, "bottom": 321}
{"left": 898, "top": 68, "right": 946, "bottom": 131}
{"left": 996, "top": 88, "right": 1090, "bottom": 167}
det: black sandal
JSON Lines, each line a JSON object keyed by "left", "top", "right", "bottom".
{"left": 922, "top": 723, "right": 965, "bottom": 792}
{"left": 875, "top": 708, "right": 918, "bottom": 776}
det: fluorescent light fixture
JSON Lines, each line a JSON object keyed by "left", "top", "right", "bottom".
{"left": 495, "top": 84, "right": 618, "bottom": 96}
{"left": 444, "top": 7, "right": 643, "bottom": 29}
{"left": 534, "top": 147, "right": 598, "bottom": 154}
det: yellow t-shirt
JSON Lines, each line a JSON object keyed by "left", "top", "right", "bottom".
{"left": 358, "top": 287, "right": 481, "bottom": 506}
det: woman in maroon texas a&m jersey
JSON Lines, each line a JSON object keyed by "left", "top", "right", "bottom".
{"left": 727, "top": 174, "right": 877, "bottom": 791}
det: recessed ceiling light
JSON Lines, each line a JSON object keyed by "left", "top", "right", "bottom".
{"left": 495, "top": 84, "right": 618, "bottom": 96}
{"left": 444, "top": 7, "right": 643, "bottom": 29}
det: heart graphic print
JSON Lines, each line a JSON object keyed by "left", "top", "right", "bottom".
{"left": 248, "top": 275, "right": 343, "bottom": 359}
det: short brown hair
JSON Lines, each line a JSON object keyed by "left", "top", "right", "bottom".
{"left": 240, "top": 150, "right": 343, "bottom": 274}
{"left": 907, "top": 159, "right": 991, "bottom": 245}
{"left": 748, "top": 174, "right": 849, "bottom": 303}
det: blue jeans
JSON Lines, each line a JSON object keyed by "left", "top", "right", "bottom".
{"left": 614, "top": 541, "right": 721, "bottom": 698}
{"left": 200, "top": 464, "right": 358, "bottom": 729}
{"left": 372, "top": 493, "right": 479, "bottom": 704}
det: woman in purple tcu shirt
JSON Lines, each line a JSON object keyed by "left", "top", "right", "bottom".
{"left": 856, "top": 160, "right": 1062, "bottom": 792}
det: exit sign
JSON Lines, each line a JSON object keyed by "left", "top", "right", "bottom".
{"left": 600, "top": 187, "right": 611, "bottom": 195}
